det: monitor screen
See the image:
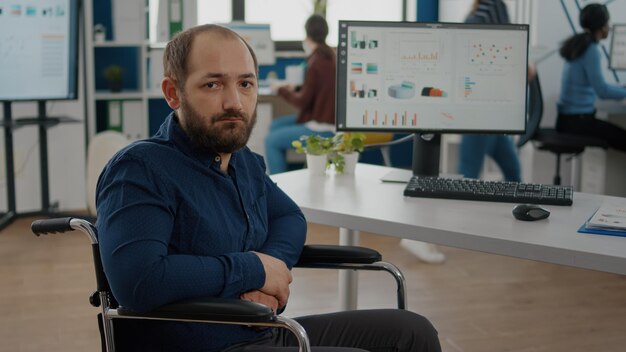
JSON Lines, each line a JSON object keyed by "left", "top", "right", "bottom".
{"left": 220, "top": 22, "right": 276, "bottom": 66}
{"left": 609, "top": 24, "right": 626, "bottom": 70}
{"left": 0, "top": 0, "right": 80, "bottom": 101}
{"left": 336, "top": 21, "right": 529, "bottom": 134}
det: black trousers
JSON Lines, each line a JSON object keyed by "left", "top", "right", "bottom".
{"left": 556, "top": 113, "right": 626, "bottom": 152}
{"left": 223, "top": 309, "right": 441, "bottom": 352}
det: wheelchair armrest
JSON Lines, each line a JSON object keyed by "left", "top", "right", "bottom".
{"left": 295, "top": 245, "right": 407, "bottom": 310}
{"left": 296, "top": 244, "right": 382, "bottom": 266}
{"left": 117, "top": 297, "right": 275, "bottom": 323}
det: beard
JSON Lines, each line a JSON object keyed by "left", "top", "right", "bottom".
{"left": 179, "top": 99, "right": 257, "bottom": 154}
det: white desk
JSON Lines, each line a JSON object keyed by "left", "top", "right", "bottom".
{"left": 581, "top": 100, "right": 626, "bottom": 196}
{"left": 271, "top": 164, "right": 626, "bottom": 309}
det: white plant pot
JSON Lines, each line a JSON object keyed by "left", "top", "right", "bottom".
{"left": 306, "top": 154, "right": 328, "bottom": 175}
{"left": 341, "top": 152, "right": 359, "bottom": 174}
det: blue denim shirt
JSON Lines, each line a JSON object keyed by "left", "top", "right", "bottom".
{"left": 96, "top": 112, "right": 306, "bottom": 351}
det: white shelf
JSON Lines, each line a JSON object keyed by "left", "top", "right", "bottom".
{"left": 86, "top": 1, "right": 153, "bottom": 139}
{"left": 147, "top": 91, "right": 165, "bottom": 99}
{"left": 94, "top": 41, "right": 144, "bottom": 48}
{"left": 275, "top": 51, "right": 307, "bottom": 58}
{"left": 84, "top": 1, "right": 198, "bottom": 140}
{"left": 147, "top": 42, "right": 167, "bottom": 50}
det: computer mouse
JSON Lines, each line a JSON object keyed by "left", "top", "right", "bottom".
{"left": 512, "top": 204, "right": 550, "bottom": 221}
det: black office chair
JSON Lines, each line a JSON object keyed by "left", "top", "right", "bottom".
{"left": 517, "top": 76, "right": 608, "bottom": 185}
{"left": 31, "top": 217, "right": 408, "bottom": 352}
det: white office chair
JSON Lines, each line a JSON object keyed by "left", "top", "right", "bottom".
{"left": 86, "top": 131, "right": 131, "bottom": 216}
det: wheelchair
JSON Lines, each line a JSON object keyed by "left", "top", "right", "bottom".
{"left": 32, "top": 217, "right": 407, "bottom": 352}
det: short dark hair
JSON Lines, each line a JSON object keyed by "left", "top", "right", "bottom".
{"left": 579, "top": 3, "right": 609, "bottom": 32}
{"left": 163, "top": 24, "right": 258, "bottom": 90}
{"left": 305, "top": 14, "right": 329, "bottom": 44}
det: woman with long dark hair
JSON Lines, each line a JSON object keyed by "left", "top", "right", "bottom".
{"left": 557, "top": 3, "right": 626, "bottom": 152}
{"left": 265, "top": 14, "right": 336, "bottom": 174}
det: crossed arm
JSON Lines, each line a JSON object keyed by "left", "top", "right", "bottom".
{"left": 241, "top": 252, "right": 292, "bottom": 311}
{"left": 96, "top": 155, "right": 306, "bottom": 313}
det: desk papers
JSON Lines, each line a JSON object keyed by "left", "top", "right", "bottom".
{"left": 579, "top": 203, "right": 626, "bottom": 237}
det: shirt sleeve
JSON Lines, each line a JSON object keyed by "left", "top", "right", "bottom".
{"left": 96, "top": 154, "right": 265, "bottom": 313}
{"left": 584, "top": 45, "right": 626, "bottom": 100}
{"left": 259, "top": 175, "right": 307, "bottom": 269}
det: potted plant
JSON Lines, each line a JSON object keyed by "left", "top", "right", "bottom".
{"left": 103, "top": 65, "right": 123, "bottom": 92}
{"left": 292, "top": 134, "right": 335, "bottom": 175}
{"left": 329, "top": 132, "right": 366, "bottom": 174}
{"left": 291, "top": 133, "right": 366, "bottom": 175}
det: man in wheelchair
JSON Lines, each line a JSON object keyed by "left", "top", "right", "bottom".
{"left": 95, "top": 24, "right": 441, "bottom": 352}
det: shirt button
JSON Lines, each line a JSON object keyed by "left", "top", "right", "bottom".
{"left": 214, "top": 156, "right": 221, "bottom": 162}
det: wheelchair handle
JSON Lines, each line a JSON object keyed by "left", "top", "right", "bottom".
{"left": 31, "top": 217, "right": 74, "bottom": 235}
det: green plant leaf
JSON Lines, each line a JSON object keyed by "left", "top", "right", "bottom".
{"left": 332, "top": 132, "right": 366, "bottom": 154}
{"left": 103, "top": 65, "right": 123, "bottom": 82}
{"left": 291, "top": 134, "right": 335, "bottom": 156}
{"left": 331, "top": 153, "right": 345, "bottom": 173}
{"left": 291, "top": 140, "right": 305, "bottom": 153}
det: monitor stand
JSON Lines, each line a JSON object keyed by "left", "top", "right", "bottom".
{"left": 380, "top": 133, "right": 441, "bottom": 183}
{"left": 411, "top": 133, "right": 440, "bottom": 177}
{"left": 0, "top": 101, "right": 84, "bottom": 231}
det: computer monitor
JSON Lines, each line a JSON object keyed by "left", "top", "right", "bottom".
{"left": 336, "top": 21, "right": 529, "bottom": 176}
{"left": 0, "top": 0, "right": 80, "bottom": 101}
{"left": 609, "top": 24, "right": 626, "bottom": 70}
{"left": 220, "top": 22, "right": 276, "bottom": 66}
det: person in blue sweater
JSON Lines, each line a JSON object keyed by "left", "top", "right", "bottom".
{"left": 557, "top": 3, "right": 626, "bottom": 152}
{"left": 95, "top": 24, "right": 441, "bottom": 352}
{"left": 458, "top": 0, "right": 523, "bottom": 182}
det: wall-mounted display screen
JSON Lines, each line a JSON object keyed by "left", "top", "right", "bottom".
{"left": 0, "top": 0, "right": 79, "bottom": 101}
{"left": 609, "top": 24, "right": 626, "bottom": 70}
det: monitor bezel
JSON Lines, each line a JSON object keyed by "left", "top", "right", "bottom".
{"left": 609, "top": 23, "right": 626, "bottom": 71}
{"left": 0, "top": 0, "right": 80, "bottom": 102}
{"left": 335, "top": 20, "right": 530, "bottom": 135}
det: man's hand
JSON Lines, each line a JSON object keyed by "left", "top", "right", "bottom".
{"left": 240, "top": 290, "right": 279, "bottom": 312}
{"left": 253, "top": 252, "right": 292, "bottom": 308}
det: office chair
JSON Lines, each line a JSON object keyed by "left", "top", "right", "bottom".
{"left": 86, "top": 131, "right": 130, "bottom": 216}
{"left": 517, "top": 76, "right": 608, "bottom": 185}
{"left": 31, "top": 217, "right": 407, "bottom": 352}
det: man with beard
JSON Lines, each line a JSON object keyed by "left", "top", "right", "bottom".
{"left": 95, "top": 24, "right": 441, "bottom": 352}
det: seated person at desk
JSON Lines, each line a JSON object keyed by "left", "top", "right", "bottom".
{"left": 557, "top": 3, "right": 626, "bottom": 152}
{"left": 265, "top": 14, "right": 336, "bottom": 174}
{"left": 95, "top": 24, "right": 441, "bottom": 352}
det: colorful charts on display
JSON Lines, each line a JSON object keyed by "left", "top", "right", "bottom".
{"left": 336, "top": 22, "right": 529, "bottom": 133}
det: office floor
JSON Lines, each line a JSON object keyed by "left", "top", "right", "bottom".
{"left": 1, "top": 216, "right": 625, "bottom": 352}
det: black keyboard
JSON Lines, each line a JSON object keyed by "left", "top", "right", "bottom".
{"left": 403, "top": 176, "right": 574, "bottom": 206}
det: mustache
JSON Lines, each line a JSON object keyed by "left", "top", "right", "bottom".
{"left": 212, "top": 109, "right": 247, "bottom": 123}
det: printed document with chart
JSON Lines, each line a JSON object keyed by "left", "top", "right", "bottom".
{"left": 587, "top": 203, "right": 626, "bottom": 231}
{"left": 580, "top": 202, "right": 626, "bottom": 237}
